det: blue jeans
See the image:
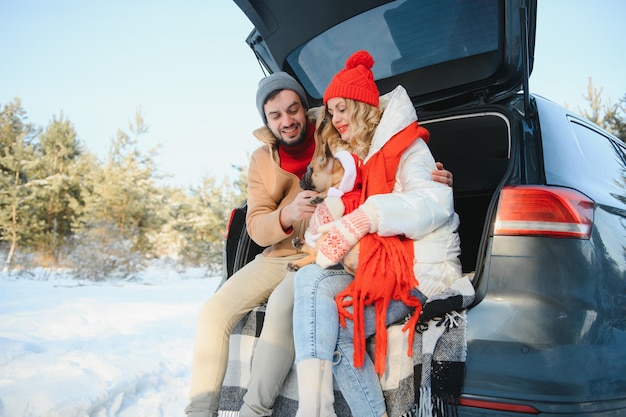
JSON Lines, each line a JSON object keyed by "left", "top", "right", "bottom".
{"left": 293, "top": 264, "right": 426, "bottom": 417}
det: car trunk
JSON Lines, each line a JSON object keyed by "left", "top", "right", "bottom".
{"left": 232, "top": 0, "right": 534, "bottom": 278}
{"left": 421, "top": 110, "right": 511, "bottom": 275}
{"left": 223, "top": 105, "right": 513, "bottom": 287}
{"left": 232, "top": 0, "right": 536, "bottom": 278}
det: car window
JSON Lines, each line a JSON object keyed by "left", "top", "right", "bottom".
{"left": 570, "top": 121, "right": 626, "bottom": 193}
{"left": 286, "top": 0, "right": 500, "bottom": 98}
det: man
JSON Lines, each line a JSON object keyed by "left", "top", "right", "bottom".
{"left": 185, "top": 72, "right": 452, "bottom": 417}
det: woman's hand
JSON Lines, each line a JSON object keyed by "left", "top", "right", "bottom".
{"left": 316, "top": 206, "right": 375, "bottom": 268}
{"left": 308, "top": 197, "right": 345, "bottom": 237}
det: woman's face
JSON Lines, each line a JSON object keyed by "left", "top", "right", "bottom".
{"left": 326, "top": 97, "right": 351, "bottom": 142}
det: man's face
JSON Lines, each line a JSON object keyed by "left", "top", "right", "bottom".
{"left": 264, "top": 90, "right": 308, "bottom": 147}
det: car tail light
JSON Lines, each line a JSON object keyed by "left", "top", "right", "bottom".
{"left": 494, "top": 185, "right": 594, "bottom": 239}
{"left": 225, "top": 208, "right": 237, "bottom": 239}
{"left": 459, "top": 397, "right": 539, "bottom": 413}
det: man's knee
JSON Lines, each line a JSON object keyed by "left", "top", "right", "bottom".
{"left": 198, "top": 295, "right": 237, "bottom": 331}
{"left": 265, "top": 290, "right": 294, "bottom": 323}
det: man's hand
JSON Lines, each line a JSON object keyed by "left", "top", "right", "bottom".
{"left": 280, "top": 190, "right": 319, "bottom": 232}
{"left": 432, "top": 161, "right": 453, "bottom": 187}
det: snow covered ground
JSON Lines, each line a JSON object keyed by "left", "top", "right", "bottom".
{"left": 0, "top": 263, "right": 221, "bottom": 417}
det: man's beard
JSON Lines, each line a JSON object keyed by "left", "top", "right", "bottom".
{"left": 273, "top": 123, "right": 307, "bottom": 148}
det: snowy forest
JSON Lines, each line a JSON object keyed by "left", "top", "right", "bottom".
{"left": 0, "top": 98, "right": 247, "bottom": 279}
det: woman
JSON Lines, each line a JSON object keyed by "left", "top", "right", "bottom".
{"left": 292, "top": 50, "right": 472, "bottom": 417}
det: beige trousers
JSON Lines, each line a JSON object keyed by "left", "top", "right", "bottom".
{"left": 185, "top": 253, "right": 302, "bottom": 417}
{"left": 240, "top": 269, "right": 295, "bottom": 417}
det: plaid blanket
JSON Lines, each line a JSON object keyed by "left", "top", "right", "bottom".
{"left": 218, "top": 275, "right": 473, "bottom": 417}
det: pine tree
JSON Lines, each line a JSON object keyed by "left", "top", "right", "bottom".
{"left": 28, "top": 113, "right": 84, "bottom": 264}
{"left": 72, "top": 110, "right": 165, "bottom": 276}
{"left": 605, "top": 94, "right": 626, "bottom": 142}
{"left": 0, "top": 99, "right": 37, "bottom": 269}
{"left": 578, "top": 78, "right": 626, "bottom": 141}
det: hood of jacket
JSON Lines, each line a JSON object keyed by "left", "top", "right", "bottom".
{"left": 364, "top": 85, "right": 418, "bottom": 164}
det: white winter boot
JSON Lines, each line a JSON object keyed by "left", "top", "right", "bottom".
{"left": 295, "top": 358, "right": 337, "bottom": 417}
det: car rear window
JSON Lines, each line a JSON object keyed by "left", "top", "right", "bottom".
{"left": 569, "top": 121, "right": 626, "bottom": 192}
{"left": 287, "top": 0, "right": 500, "bottom": 99}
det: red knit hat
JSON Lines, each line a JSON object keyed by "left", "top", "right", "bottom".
{"left": 323, "top": 50, "right": 379, "bottom": 107}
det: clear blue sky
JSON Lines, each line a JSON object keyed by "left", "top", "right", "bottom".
{"left": 1, "top": 0, "right": 624, "bottom": 188}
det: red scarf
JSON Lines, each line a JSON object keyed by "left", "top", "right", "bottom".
{"left": 278, "top": 120, "right": 315, "bottom": 178}
{"left": 335, "top": 121, "right": 430, "bottom": 376}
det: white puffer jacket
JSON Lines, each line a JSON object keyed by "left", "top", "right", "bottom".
{"left": 363, "top": 85, "right": 462, "bottom": 297}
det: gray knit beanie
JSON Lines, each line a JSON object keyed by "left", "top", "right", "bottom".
{"left": 256, "top": 72, "right": 309, "bottom": 124}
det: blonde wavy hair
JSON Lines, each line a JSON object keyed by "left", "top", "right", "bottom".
{"left": 314, "top": 98, "right": 381, "bottom": 160}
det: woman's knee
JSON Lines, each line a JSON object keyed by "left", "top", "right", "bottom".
{"left": 293, "top": 264, "right": 324, "bottom": 294}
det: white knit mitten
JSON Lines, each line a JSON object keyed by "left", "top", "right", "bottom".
{"left": 308, "top": 197, "right": 345, "bottom": 238}
{"left": 316, "top": 205, "right": 376, "bottom": 269}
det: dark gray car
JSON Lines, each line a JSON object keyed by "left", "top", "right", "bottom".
{"left": 224, "top": 0, "right": 626, "bottom": 414}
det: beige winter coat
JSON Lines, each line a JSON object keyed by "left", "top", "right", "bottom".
{"left": 245, "top": 109, "right": 323, "bottom": 257}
